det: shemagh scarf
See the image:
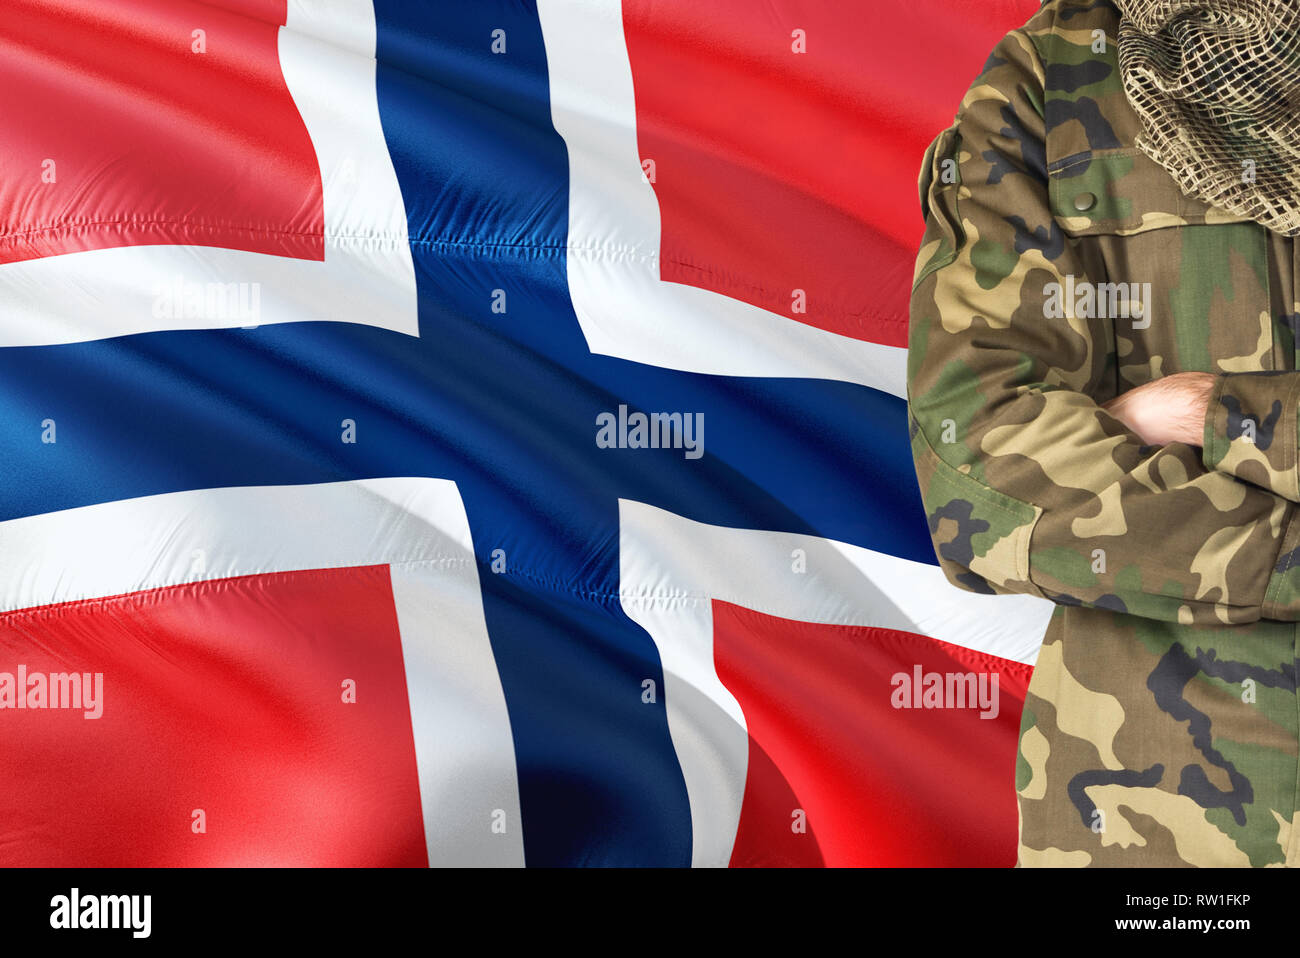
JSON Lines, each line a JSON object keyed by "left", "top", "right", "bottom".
{"left": 1111, "top": 0, "right": 1300, "bottom": 236}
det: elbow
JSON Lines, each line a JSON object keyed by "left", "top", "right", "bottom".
{"left": 907, "top": 403, "right": 1045, "bottom": 601}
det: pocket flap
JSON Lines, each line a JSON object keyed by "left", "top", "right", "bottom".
{"left": 1049, "top": 148, "right": 1251, "bottom": 237}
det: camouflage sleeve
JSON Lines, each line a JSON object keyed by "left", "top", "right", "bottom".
{"left": 1202, "top": 370, "right": 1300, "bottom": 503}
{"left": 907, "top": 28, "right": 1300, "bottom": 626}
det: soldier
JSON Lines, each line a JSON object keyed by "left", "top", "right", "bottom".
{"left": 908, "top": 0, "right": 1300, "bottom": 865}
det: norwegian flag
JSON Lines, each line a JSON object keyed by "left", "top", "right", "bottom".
{"left": 0, "top": 0, "right": 1045, "bottom": 866}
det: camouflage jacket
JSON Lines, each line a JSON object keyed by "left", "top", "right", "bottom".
{"left": 908, "top": 0, "right": 1300, "bottom": 865}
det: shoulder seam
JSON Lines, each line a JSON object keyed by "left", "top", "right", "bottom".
{"left": 1011, "top": 27, "right": 1049, "bottom": 111}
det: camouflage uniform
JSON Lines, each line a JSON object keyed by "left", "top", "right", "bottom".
{"left": 907, "top": 0, "right": 1300, "bottom": 865}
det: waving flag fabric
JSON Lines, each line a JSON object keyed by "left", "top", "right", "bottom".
{"left": 0, "top": 0, "right": 1045, "bottom": 866}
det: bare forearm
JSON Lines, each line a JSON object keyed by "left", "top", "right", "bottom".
{"left": 1099, "top": 371, "right": 1216, "bottom": 447}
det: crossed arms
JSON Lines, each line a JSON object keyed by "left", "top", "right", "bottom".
{"left": 907, "top": 28, "right": 1300, "bottom": 626}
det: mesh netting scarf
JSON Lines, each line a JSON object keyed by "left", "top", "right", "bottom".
{"left": 1111, "top": 0, "right": 1300, "bottom": 235}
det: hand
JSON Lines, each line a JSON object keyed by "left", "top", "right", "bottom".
{"left": 1098, "top": 372, "right": 1217, "bottom": 447}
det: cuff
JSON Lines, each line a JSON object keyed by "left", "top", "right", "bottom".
{"left": 1202, "top": 371, "right": 1300, "bottom": 503}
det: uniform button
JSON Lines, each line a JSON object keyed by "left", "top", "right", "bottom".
{"left": 1074, "top": 192, "right": 1097, "bottom": 212}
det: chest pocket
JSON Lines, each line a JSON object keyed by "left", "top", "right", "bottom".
{"left": 1048, "top": 149, "right": 1279, "bottom": 392}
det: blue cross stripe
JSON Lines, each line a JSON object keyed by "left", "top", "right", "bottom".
{"left": 0, "top": 1, "right": 932, "bottom": 865}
